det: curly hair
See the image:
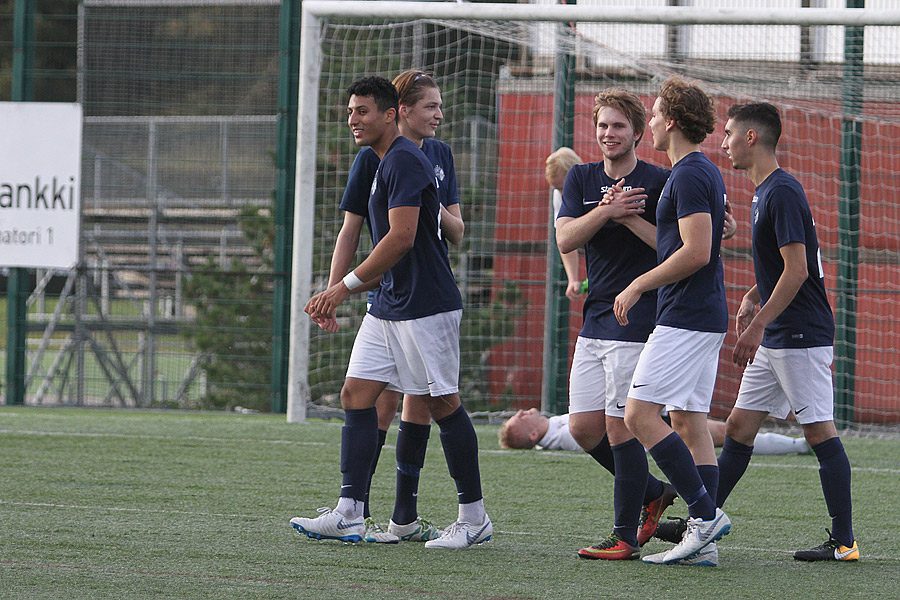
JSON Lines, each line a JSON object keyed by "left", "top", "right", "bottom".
{"left": 592, "top": 86, "right": 647, "bottom": 142}
{"left": 346, "top": 76, "right": 399, "bottom": 116}
{"left": 657, "top": 76, "right": 716, "bottom": 144}
{"left": 392, "top": 70, "right": 439, "bottom": 108}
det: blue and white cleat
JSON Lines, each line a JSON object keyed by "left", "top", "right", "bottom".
{"left": 642, "top": 508, "right": 730, "bottom": 565}
{"left": 290, "top": 507, "right": 365, "bottom": 543}
{"left": 424, "top": 515, "right": 492, "bottom": 549}
{"left": 677, "top": 542, "right": 718, "bottom": 566}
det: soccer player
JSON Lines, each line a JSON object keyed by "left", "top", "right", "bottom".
{"left": 324, "top": 70, "right": 464, "bottom": 543}
{"left": 612, "top": 76, "right": 731, "bottom": 566}
{"left": 498, "top": 408, "right": 809, "bottom": 455}
{"left": 545, "top": 147, "right": 585, "bottom": 301}
{"left": 294, "top": 76, "right": 491, "bottom": 549}
{"left": 717, "top": 101, "right": 857, "bottom": 562}
{"left": 555, "top": 87, "right": 677, "bottom": 561}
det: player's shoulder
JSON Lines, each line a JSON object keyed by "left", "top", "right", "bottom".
{"left": 635, "top": 159, "right": 671, "bottom": 182}
{"left": 422, "top": 137, "right": 453, "bottom": 156}
{"left": 761, "top": 169, "right": 809, "bottom": 206}
{"left": 383, "top": 136, "right": 430, "bottom": 168}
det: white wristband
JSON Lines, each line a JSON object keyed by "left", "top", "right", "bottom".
{"left": 342, "top": 270, "right": 364, "bottom": 291}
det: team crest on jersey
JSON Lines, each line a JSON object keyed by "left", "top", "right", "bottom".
{"left": 434, "top": 164, "right": 445, "bottom": 182}
{"left": 370, "top": 174, "right": 378, "bottom": 197}
{"left": 752, "top": 196, "right": 759, "bottom": 224}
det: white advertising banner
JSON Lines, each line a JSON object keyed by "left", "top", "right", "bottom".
{"left": 1, "top": 102, "right": 82, "bottom": 269}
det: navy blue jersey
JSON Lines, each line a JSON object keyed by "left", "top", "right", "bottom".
{"left": 341, "top": 147, "right": 381, "bottom": 221}
{"left": 655, "top": 152, "right": 728, "bottom": 333}
{"left": 752, "top": 169, "right": 834, "bottom": 348}
{"left": 341, "top": 138, "right": 460, "bottom": 222}
{"left": 341, "top": 139, "right": 460, "bottom": 304}
{"left": 558, "top": 160, "right": 670, "bottom": 342}
{"left": 367, "top": 136, "right": 462, "bottom": 320}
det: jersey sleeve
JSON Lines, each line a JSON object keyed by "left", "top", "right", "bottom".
{"left": 767, "top": 184, "right": 809, "bottom": 248}
{"left": 671, "top": 166, "right": 713, "bottom": 219}
{"left": 383, "top": 148, "right": 433, "bottom": 209}
{"left": 340, "top": 148, "right": 379, "bottom": 215}
{"left": 557, "top": 166, "right": 583, "bottom": 220}
{"left": 442, "top": 145, "right": 460, "bottom": 207}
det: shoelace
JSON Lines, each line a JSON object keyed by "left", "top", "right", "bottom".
{"left": 441, "top": 521, "right": 464, "bottom": 537}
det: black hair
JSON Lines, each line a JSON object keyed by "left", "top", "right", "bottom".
{"left": 346, "top": 76, "right": 399, "bottom": 115}
{"left": 726, "top": 102, "right": 782, "bottom": 149}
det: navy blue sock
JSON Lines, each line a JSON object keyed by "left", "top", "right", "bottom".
{"left": 649, "top": 432, "right": 716, "bottom": 521}
{"left": 611, "top": 438, "right": 647, "bottom": 547}
{"left": 392, "top": 420, "right": 431, "bottom": 525}
{"left": 586, "top": 434, "right": 616, "bottom": 476}
{"left": 362, "top": 428, "right": 388, "bottom": 519}
{"left": 436, "top": 405, "right": 483, "bottom": 504}
{"left": 643, "top": 475, "right": 665, "bottom": 506}
{"left": 716, "top": 436, "right": 754, "bottom": 508}
{"left": 813, "top": 437, "right": 854, "bottom": 547}
{"left": 696, "top": 464, "right": 719, "bottom": 514}
{"left": 340, "top": 407, "right": 378, "bottom": 502}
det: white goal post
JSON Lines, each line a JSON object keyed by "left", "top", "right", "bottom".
{"left": 287, "top": 1, "right": 900, "bottom": 423}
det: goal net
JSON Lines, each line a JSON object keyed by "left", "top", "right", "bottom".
{"left": 293, "top": 0, "right": 900, "bottom": 429}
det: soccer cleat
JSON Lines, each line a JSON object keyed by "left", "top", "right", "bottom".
{"left": 654, "top": 516, "right": 688, "bottom": 544}
{"left": 676, "top": 542, "right": 718, "bottom": 567}
{"left": 363, "top": 517, "right": 400, "bottom": 543}
{"left": 424, "top": 516, "right": 493, "bottom": 549}
{"left": 388, "top": 517, "right": 443, "bottom": 542}
{"left": 793, "top": 530, "right": 859, "bottom": 562}
{"left": 577, "top": 533, "right": 640, "bottom": 561}
{"left": 641, "top": 508, "right": 730, "bottom": 565}
{"left": 638, "top": 482, "right": 678, "bottom": 546}
{"left": 290, "top": 507, "right": 366, "bottom": 543}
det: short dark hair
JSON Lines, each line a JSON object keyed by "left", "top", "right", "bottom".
{"left": 658, "top": 76, "right": 716, "bottom": 145}
{"left": 347, "top": 76, "right": 399, "bottom": 116}
{"left": 726, "top": 102, "right": 782, "bottom": 150}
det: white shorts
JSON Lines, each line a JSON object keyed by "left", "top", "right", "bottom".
{"left": 628, "top": 326, "right": 725, "bottom": 412}
{"left": 734, "top": 345, "right": 835, "bottom": 425}
{"left": 346, "top": 310, "right": 461, "bottom": 397}
{"left": 569, "top": 336, "right": 644, "bottom": 419}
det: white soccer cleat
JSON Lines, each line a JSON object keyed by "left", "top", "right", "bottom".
{"left": 677, "top": 542, "right": 718, "bottom": 566}
{"left": 642, "top": 508, "right": 730, "bottom": 565}
{"left": 388, "top": 517, "right": 443, "bottom": 542}
{"left": 363, "top": 518, "right": 400, "bottom": 543}
{"left": 424, "top": 516, "right": 493, "bottom": 549}
{"left": 290, "top": 507, "right": 365, "bottom": 543}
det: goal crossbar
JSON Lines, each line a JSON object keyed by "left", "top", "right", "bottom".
{"left": 303, "top": 1, "right": 900, "bottom": 27}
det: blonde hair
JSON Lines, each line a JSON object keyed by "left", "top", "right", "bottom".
{"left": 498, "top": 418, "right": 537, "bottom": 450}
{"left": 545, "top": 147, "right": 583, "bottom": 186}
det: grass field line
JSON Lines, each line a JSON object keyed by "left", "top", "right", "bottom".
{"left": 3, "top": 427, "right": 897, "bottom": 475}
{"left": 0, "top": 428, "right": 327, "bottom": 446}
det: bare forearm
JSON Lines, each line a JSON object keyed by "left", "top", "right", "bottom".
{"left": 560, "top": 249, "right": 579, "bottom": 283}
{"left": 556, "top": 208, "right": 614, "bottom": 254}
{"left": 328, "top": 229, "right": 362, "bottom": 286}
{"left": 440, "top": 204, "right": 464, "bottom": 245}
